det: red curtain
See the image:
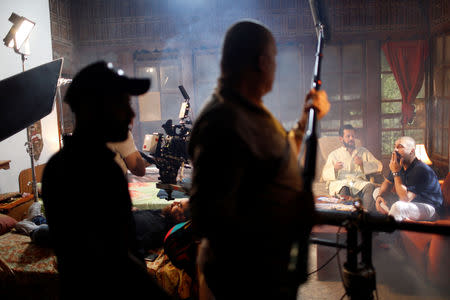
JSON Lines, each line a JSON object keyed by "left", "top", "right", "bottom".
{"left": 382, "top": 40, "right": 429, "bottom": 125}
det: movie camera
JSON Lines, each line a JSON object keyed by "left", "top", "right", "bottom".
{"left": 141, "top": 86, "right": 192, "bottom": 194}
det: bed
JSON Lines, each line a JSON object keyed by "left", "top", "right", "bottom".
{"left": 0, "top": 231, "right": 59, "bottom": 299}
{"left": 0, "top": 231, "right": 194, "bottom": 299}
{"left": 128, "top": 166, "right": 189, "bottom": 210}
{"left": 0, "top": 166, "right": 193, "bottom": 299}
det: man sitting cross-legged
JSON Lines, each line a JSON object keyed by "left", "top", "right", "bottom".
{"left": 322, "top": 124, "right": 382, "bottom": 211}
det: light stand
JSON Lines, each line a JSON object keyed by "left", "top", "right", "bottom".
{"left": 3, "top": 12, "right": 38, "bottom": 201}
{"left": 22, "top": 55, "right": 41, "bottom": 203}
{"left": 20, "top": 52, "right": 40, "bottom": 203}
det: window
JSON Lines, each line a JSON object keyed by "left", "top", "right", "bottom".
{"left": 135, "top": 60, "right": 182, "bottom": 121}
{"left": 431, "top": 34, "right": 450, "bottom": 161}
{"left": 263, "top": 44, "right": 304, "bottom": 129}
{"left": 319, "top": 43, "right": 364, "bottom": 136}
{"left": 192, "top": 44, "right": 304, "bottom": 130}
{"left": 380, "top": 50, "right": 426, "bottom": 156}
{"left": 133, "top": 51, "right": 183, "bottom": 147}
{"left": 193, "top": 48, "right": 220, "bottom": 116}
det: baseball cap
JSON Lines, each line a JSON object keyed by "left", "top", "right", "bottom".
{"left": 65, "top": 61, "right": 150, "bottom": 111}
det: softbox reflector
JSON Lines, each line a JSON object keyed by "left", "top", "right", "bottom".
{"left": 0, "top": 58, "right": 63, "bottom": 142}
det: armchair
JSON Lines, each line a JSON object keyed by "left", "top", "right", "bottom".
{"left": 313, "top": 136, "right": 383, "bottom": 196}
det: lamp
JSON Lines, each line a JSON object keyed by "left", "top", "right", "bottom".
{"left": 415, "top": 144, "right": 432, "bottom": 165}
{"left": 3, "top": 13, "right": 35, "bottom": 55}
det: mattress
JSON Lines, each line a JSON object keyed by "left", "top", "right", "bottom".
{"left": 129, "top": 181, "right": 188, "bottom": 210}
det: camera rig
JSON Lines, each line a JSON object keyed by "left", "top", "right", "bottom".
{"left": 141, "top": 85, "right": 192, "bottom": 199}
{"left": 310, "top": 206, "right": 450, "bottom": 300}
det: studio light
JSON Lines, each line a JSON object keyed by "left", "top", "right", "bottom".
{"left": 3, "top": 13, "right": 35, "bottom": 55}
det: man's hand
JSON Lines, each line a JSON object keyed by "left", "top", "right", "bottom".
{"left": 303, "top": 89, "right": 330, "bottom": 120}
{"left": 389, "top": 151, "right": 402, "bottom": 173}
{"left": 353, "top": 156, "right": 363, "bottom": 167}
{"left": 334, "top": 161, "right": 344, "bottom": 171}
{"left": 375, "top": 196, "right": 389, "bottom": 214}
{"left": 289, "top": 89, "right": 330, "bottom": 155}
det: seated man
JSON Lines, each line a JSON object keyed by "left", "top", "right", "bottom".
{"left": 375, "top": 136, "right": 443, "bottom": 221}
{"left": 322, "top": 124, "right": 382, "bottom": 211}
{"left": 107, "top": 129, "right": 150, "bottom": 177}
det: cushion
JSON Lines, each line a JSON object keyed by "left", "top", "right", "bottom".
{"left": 0, "top": 213, "right": 17, "bottom": 235}
{"left": 164, "top": 221, "right": 196, "bottom": 275}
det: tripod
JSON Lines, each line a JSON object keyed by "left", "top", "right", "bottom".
{"left": 340, "top": 209, "right": 377, "bottom": 299}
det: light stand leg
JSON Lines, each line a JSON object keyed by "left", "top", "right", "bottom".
{"left": 26, "top": 128, "right": 39, "bottom": 202}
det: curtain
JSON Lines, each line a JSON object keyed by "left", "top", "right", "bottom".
{"left": 382, "top": 40, "right": 429, "bottom": 125}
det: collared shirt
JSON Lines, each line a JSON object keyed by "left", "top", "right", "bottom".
{"left": 387, "top": 158, "right": 443, "bottom": 209}
{"left": 322, "top": 146, "right": 382, "bottom": 196}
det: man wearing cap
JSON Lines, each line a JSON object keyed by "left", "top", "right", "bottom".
{"left": 42, "top": 61, "right": 169, "bottom": 299}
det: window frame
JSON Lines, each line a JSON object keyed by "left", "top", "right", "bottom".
{"left": 431, "top": 34, "right": 450, "bottom": 163}
{"left": 319, "top": 42, "right": 366, "bottom": 137}
{"left": 379, "top": 49, "right": 426, "bottom": 158}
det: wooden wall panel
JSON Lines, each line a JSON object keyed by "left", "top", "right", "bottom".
{"left": 49, "top": 0, "right": 75, "bottom": 76}
{"left": 64, "top": 0, "right": 429, "bottom": 50}
{"left": 430, "top": 0, "right": 450, "bottom": 34}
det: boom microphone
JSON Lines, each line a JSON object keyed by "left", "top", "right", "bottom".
{"left": 309, "top": 0, "right": 330, "bottom": 42}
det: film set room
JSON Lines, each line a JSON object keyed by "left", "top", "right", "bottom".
{"left": 0, "top": 0, "right": 450, "bottom": 299}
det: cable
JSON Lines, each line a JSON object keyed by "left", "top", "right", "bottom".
{"left": 308, "top": 225, "right": 344, "bottom": 278}
{"left": 336, "top": 225, "right": 345, "bottom": 291}
{"left": 308, "top": 225, "right": 344, "bottom": 276}
{"left": 339, "top": 292, "right": 347, "bottom": 300}
{"left": 307, "top": 250, "right": 339, "bottom": 276}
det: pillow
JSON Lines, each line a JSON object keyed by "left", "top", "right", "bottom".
{"left": 0, "top": 213, "right": 17, "bottom": 235}
{"left": 164, "top": 220, "right": 196, "bottom": 275}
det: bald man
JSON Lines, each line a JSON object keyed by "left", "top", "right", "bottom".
{"left": 188, "top": 20, "right": 329, "bottom": 299}
{"left": 375, "top": 136, "right": 443, "bottom": 221}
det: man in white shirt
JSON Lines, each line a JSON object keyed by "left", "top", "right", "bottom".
{"left": 107, "top": 130, "right": 149, "bottom": 177}
{"left": 322, "top": 124, "right": 382, "bottom": 211}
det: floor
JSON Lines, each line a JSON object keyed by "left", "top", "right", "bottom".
{"left": 297, "top": 240, "right": 449, "bottom": 300}
{"left": 137, "top": 167, "right": 449, "bottom": 299}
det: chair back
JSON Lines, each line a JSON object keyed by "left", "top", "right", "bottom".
{"left": 18, "top": 164, "right": 46, "bottom": 194}
{"left": 441, "top": 172, "right": 450, "bottom": 217}
{"left": 316, "top": 136, "right": 362, "bottom": 182}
